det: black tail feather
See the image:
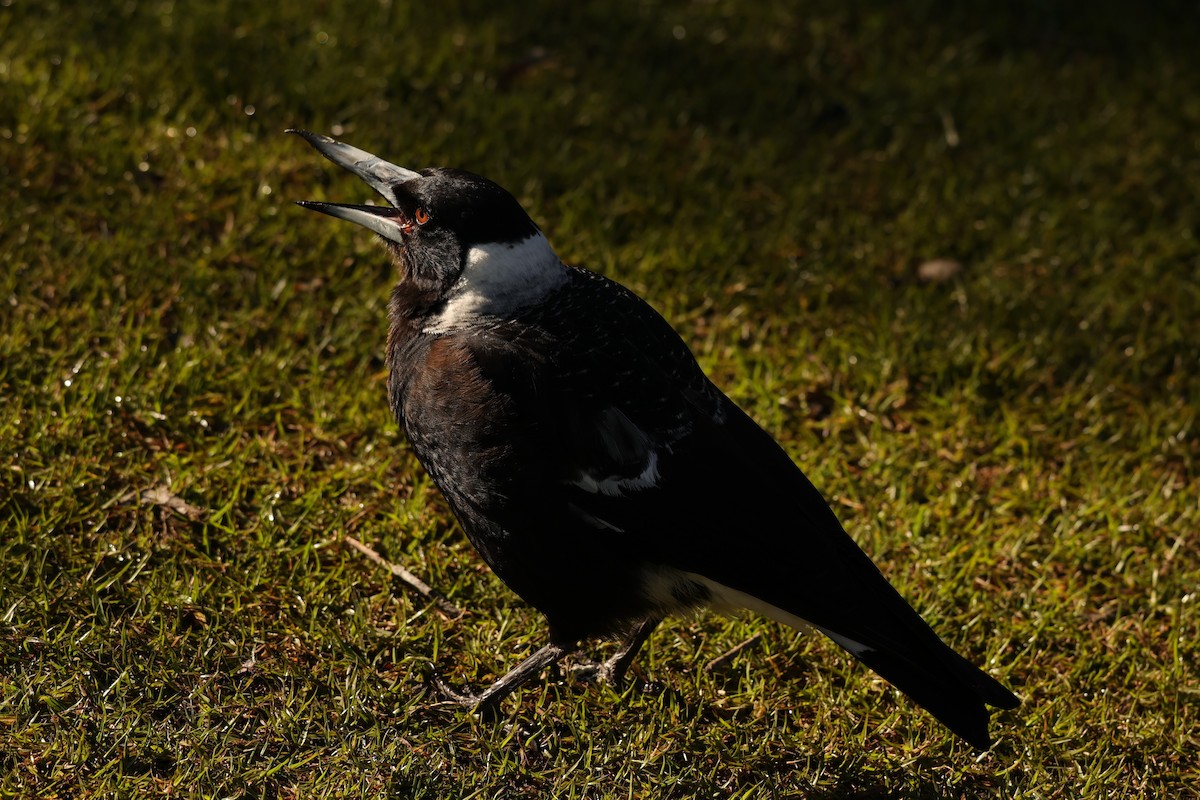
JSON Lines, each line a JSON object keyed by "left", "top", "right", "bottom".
{"left": 852, "top": 644, "right": 1019, "bottom": 749}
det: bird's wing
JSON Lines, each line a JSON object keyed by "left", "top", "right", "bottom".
{"left": 490, "top": 268, "right": 1017, "bottom": 746}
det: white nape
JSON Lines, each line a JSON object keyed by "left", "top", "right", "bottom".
{"left": 424, "top": 233, "right": 567, "bottom": 334}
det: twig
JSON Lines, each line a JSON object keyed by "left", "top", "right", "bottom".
{"left": 343, "top": 535, "right": 463, "bottom": 620}
{"left": 705, "top": 633, "right": 763, "bottom": 673}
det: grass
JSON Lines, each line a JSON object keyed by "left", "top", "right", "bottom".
{"left": 2, "top": 0, "right": 1198, "bottom": 796}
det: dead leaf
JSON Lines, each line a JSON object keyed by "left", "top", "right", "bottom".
{"left": 917, "top": 258, "right": 962, "bottom": 283}
{"left": 141, "top": 484, "right": 207, "bottom": 521}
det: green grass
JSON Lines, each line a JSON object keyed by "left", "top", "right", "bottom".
{"left": 2, "top": 1, "right": 1198, "bottom": 796}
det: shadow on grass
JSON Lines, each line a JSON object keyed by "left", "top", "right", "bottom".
{"left": 40, "top": 0, "right": 1200, "bottom": 138}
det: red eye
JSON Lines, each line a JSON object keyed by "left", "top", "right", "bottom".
{"left": 414, "top": 207, "right": 430, "bottom": 225}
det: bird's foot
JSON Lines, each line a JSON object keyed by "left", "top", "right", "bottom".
{"left": 427, "top": 642, "right": 572, "bottom": 719}
{"left": 569, "top": 656, "right": 627, "bottom": 686}
{"left": 568, "top": 658, "right": 607, "bottom": 683}
{"left": 571, "top": 618, "right": 658, "bottom": 687}
{"left": 429, "top": 673, "right": 479, "bottom": 706}
{"left": 428, "top": 673, "right": 502, "bottom": 720}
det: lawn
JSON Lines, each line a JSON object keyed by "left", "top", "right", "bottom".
{"left": 2, "top": 1, "right": 1198, "bottom": 797}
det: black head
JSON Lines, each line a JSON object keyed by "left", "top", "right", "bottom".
{"left": 289, "top": 129, "right": 538, "bottom": 295}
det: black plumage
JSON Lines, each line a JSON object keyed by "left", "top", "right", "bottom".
{"left": 290, "top": 129, "right": 1019, "bottom": 749}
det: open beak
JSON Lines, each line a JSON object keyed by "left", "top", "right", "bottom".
{"left": 288, "top": 128, "right": 419, "bottom": 199}
{"left": 294, "top": 200, "right": 408, "bottom": 244}
{"left": 289, "top": 129, "right": 419, "bottom": 244}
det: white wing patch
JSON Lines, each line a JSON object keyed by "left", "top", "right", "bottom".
{"left": 567, "top": 407, "right": 664, "bottom": 498}
{"left": 570, "top": 450, "right": 661, "bottom": 497}
{"left": 425, "top": 233, "right": 566, "bottom": 333}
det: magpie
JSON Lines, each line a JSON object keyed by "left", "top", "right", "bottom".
{"left": 290, "top": 129, "right": 1019, "bottom": 749}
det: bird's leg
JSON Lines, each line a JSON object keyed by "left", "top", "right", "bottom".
{"left": 573, "top": 617, "right": 661, "bottom": 685}
{"left": 601, "top": 617, "right": 660, "bottom": 683}
{"left": 432, "top": 642, "right": 572, "bottom": 715}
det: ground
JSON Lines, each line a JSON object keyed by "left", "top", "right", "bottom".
{"left": 2, "top": 1, "right": 1198, "bottom": 797}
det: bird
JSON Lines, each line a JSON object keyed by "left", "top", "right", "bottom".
{"left": 289, "top": 128, "right": 1020, "bottom": 749}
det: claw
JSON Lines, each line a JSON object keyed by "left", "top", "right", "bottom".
{"left": 428, "top": 673, "right": 504, "bottom": 721}
{"left": 569, "top": 657, "right": 624, "bottom": 686}
{"left": 429, "top": 673, "right": 480, "bottom": 706}
{"left": 424, "top": 643, "right": 573, "bottom": 718}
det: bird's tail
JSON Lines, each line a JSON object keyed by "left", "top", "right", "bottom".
{"left": 662, "top": 402, "right": 1019, "bottom": 748}
{"left": 692, "top": 573, "right": 1019, "bottom": 750}
{"left": 816, "top": 622, "right": 1020, "bottom": 749}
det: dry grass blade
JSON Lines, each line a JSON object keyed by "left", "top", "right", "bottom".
{"left": 705, "top": 633, "right": 763, "bottom": 673}
{"left": 343, "top": 535, "right": 463, "bottom": 619}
